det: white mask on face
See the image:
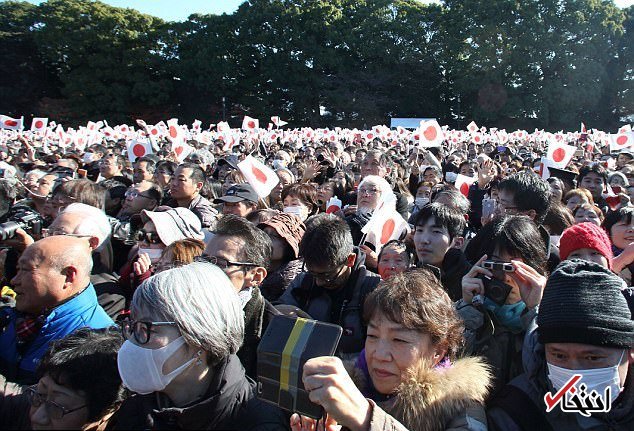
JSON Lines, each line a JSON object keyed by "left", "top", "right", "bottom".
{"left": 445, "top": 172, "right": 458, "bottom": 183}
{"left": 547, "top": 350, "right": 625, "bottom": 404}
{"left": 138, "top": 247, "right": 164, "bottom": 263}
{"left": 283, "top": 205, "right": 308, "bottom": 221}
{"left": 83, "top": 152, "right": 96, "bottom": 163}
{"left": 415, "top": 197, "right": 429, "bottom": 208}
{"left": 117, "top": 336, "right": 198, "bottom": 394}
{"left": 272, "top": 159, "right": 286, "bottom": 169}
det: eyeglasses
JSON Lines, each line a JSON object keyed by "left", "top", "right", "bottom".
{"left": 125, "top": 189, "right": 154, "bottom": 200}
{"left": 26, "top": 386, "right": 87, "bottom": 420}
{"left": 41, "top": 228, "right": 92, "bottom": 239}
{"left": 195, "top": 255, "right": 257, "bottom": 270}
{"left": 358, "top": 188, "right": 379, "bottom": 196}
{"left": 119, "top": 316, "right": 178, "bottom": 345}
{"left": 302, "top": 262, "right": 345, "bottom": 283}
{"left": 134, "top": 230, "right": 162, "bottom": 244}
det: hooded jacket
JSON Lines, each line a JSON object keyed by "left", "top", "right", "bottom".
{"left": 279, "top": 249, "right": 381, "bottom": 355}
{"left": 347, "top": 356, "right": 492, "bottom": 431}
{"left": 109, "top": 354, "right": 288, "bottom": 430}
{"left": 0, "top": 284, "right": 114, "bottom": 385}
{"left": 455, "top": 300, "right": 537, "bottom": 396}
{"left": 487, "top": 329, "right": 634, "bottom": 430}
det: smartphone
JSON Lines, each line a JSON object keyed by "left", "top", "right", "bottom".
{"left": 483, "top": 261, "right": 515, "bottom": 272}
{"left": 481, "top": 198, "right": 496, "bottom": 219}
{"left": 478, "top": 274, "right": 513, "bottom": 305}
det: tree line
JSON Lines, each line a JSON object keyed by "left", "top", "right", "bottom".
{"left": 0, "top": 0, "right": 632, "bottom": 131}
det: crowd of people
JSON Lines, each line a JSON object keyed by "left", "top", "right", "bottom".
{"left": 0, "top": 118, "right": 633, "bottom": 430}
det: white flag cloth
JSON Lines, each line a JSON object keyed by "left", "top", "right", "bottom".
{"left": 467, "top": 121, "right": 479, "bottom": 133}
{"left": 167, "top": 118, "right": 185, "bottom": 145}
{"left": 418, "top": 120, "right": 444, "bottom": 147}
{"left": 242, "top": 116, "right": 259, "bottom": 130}
{"left": 30, "top": 117, "right": 48, "bottom": 132}
{"left": 546, "top": 140, "right": 576, "bottom": 168}
{"left": 271, "top": 116, "right": 288, "bottom": 127}
{"left": 172, "top": 142, "right": 193, "bottom": 163}
{"left": 0, "top": 115, "right": 23, "bottom": 130}
{"left": 609, "top": 132, "right": 634, "bottom": 152}
{"left": 127, "top": 139, "right": 153, "bottom": 162}
{"left": 237, "top": 155, "right": 279, "bottom": 198}
{"left": 361, "top": 204, "right": 409, "bottom": 253}
{"left": 454, "top": 174, "right": 477, "bottom": 197}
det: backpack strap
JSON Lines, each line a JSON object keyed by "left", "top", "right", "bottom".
{"left": 488, "top": 384, "right": 554, "bottom": 431}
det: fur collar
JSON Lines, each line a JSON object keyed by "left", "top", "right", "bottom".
{"left": 347, "top": 356, "right": 492, "bottom": 431}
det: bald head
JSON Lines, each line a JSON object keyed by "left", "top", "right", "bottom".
{"left": 51, "top": 203, "right": 111, "bottom": 250}
{"left": 12, "top": 236, "right": 93, "bottom": 314}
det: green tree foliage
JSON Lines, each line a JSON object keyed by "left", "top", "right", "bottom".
{"left": 0, "top": 0, "right": 631, "bottom": 130}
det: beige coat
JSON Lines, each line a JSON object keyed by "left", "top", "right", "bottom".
{"left": 348, "top": 357, "right": 492, "bottom": 431}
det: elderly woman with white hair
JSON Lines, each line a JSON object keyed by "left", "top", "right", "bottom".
{"left": 345, "top": 175, "right": 397, "bottom": 270}
{"left": 110, "top": 262, "right": 288, "bottom": 430}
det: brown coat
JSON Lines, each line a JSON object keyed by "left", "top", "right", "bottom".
{"left": 348, "top": 357, "right": 492, "bottom": 431}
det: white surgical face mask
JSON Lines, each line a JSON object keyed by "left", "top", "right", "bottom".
{"left": 445, "top": 172, "right": 458, "bottom": 182}
{"left": 284, "top": 205, "right": 308, "bottom": 221}
{"left": 83, "top": 152, "right": 96, "bottom": 163}
{"left": 547, "top": 350, "right": 625, "bottom": 403}
{"left": 272, "top": 159, "right": 286, "bottom": 169}
{"left": 117, "top": 336, "right": 197, "bottom": 394}
{"left": 138, "top": 247, "right": 164, "bottom": 263}
{"left": 415, "top": 197, "right": 429, "bottom": 208}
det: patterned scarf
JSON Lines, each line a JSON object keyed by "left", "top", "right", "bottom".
{"left": 15, "top": 314, "right": 46, "bottom": 344}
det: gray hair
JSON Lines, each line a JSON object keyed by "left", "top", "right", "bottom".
{"left": 358, "top": 175, "right": 396, "bottom": 208}
{"left": 61, "top": 203, "right": 111, "bottom": 251}
{"left": 131, "top": 262, "right": 244, "bottom": 364}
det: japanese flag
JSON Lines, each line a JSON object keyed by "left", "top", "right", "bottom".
{"left": 325, "top": 196, "right": 342, "bottom": 214}
{"left": 271, "top": 116, "right": 288, "bottom": 127}
{"left": 237, "top": 155, "right": 279, "bottom": 198}
{"left": 467, "top": 121, "right": 479, "bottom": 133}
{"left": 418, "top": 120, "right": 444, "bottom": 148}
{"left": 0, "top": 115, "right": 23, "bottom": 130}
{"left": 546, "top": 141, "right": 576, "bottom": 168}
{"left": 167, "top": 118, "right": 185, "bottom": 145}
{"left": 454, "top": 174, "right": 476, "bottom": 197}
{"left": 242, "top": 116, "right": 259, "bottom": 130}
{"left": 192, "top": 119, "right": 202, "bottom": 132}
{"left": 30, "top": 117, "right": 48, "bottom": 133}
{"left": 618, "top": 125, "right": 632, "bottom": 134}
{"left": 361, "top": 204, "right": 409, "bottom": 253}
{"left": 217, "top": 121, "right": 230, "bottom": 133}
{"left": 127, "top": 139, "right": 153, "bottom": 162}
{"left": 609, "top": 133, "right": 634, "bottom": 152}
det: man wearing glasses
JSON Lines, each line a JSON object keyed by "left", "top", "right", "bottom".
{"left": 496, "top": 171, "right": 559, "bottom": 271}
{"left": 280, "top": 214, "right": 380, "bottom": 356}
{"left": 201, "top": 215, "right": 276, "bottom": 378}
{"left": 0, "top": 236, "right": 113, "bottom": 384}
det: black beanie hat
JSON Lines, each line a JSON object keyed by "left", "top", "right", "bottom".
{"left": 537, "top": 259, "right": 634, "bottom": 349}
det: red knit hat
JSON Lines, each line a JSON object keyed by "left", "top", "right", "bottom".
{"left": 559, "top": 222, "right": 613, "bottom": 269}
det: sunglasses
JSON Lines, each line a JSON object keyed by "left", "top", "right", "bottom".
{"left": 134, "top": 230, "right": 162, "bottom": 244}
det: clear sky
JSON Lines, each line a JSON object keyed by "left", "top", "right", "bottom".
{"left": 5, "top": 0, "right": 634, "bottom": 22}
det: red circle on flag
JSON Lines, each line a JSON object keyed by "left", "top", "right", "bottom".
{"left": 151, "top": 128, "right": 158, "bottom": 135}
{"left": 248, "top": 120, "right": 256, "bottom": 129}
{"left": 380, "top": 219, "right": 396, "bottom": 245}
{"left": 175, "top": 146, "right": 184, "bottom": 156}
{"left": 552, "top": 148, "right": 566, "bottom": 163}
{"left": 169, "top": 126, "right": 178, "bottom": 139}
{"left": 617, "top": 135, "right": 628, "bottom": 146}
{"left": 326, "top": 204, "right": 340, "bottom": 214}
{"left": 34, "top": 120, "right": 43, "bottom": 128}
{"left": 460, "top": 182, "right": 470, "bottom": 196}
{"left": 5, "top": 120, "right": 17, "bottom": 127}
{"left": 132, "top": 144, "right": 146, "bottom": 157}
{"left": 251, "top": 166, "right": 267, "bottom": 183}
{"left": 423, "top": 126, "right": 437, "bottom": 141}
{"left": 474, "top": 135, "right": 481, "bottom": 143}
